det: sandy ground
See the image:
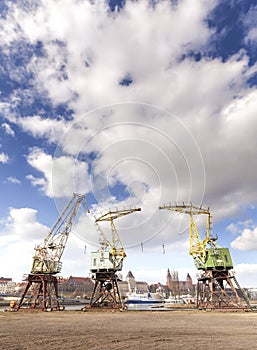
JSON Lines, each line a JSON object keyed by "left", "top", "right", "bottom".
{"left": 1, "top": 309, "right": 257, "bottom": 350}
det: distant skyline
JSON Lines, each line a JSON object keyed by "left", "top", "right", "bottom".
{"left": 1, "top": 0, "right": 257, "bottom": 288}
{"left": 2, "top": 268, "right": 193, "bottom": 287}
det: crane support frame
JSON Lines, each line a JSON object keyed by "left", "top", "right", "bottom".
{"left": 84, "top": 271, "right": 123, "bottom": 310}
{"left": 15, "top": 274, "right": 62, "bottom": 311}
{"left": 197, "top": 270, "right": 252, "bottom": 310}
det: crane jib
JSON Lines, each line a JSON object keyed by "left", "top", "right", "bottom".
{"left": 31, "top": 193, "right": 89, "bottom": 275}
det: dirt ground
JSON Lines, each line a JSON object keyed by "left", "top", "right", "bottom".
{"left": 1, "top": 309, "right": 257, "bottom": 350}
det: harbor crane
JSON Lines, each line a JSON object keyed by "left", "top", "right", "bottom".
{"left": 16, "top": 193, "right": 89, "bottom": 311}
{"left": 86, "top": 207, "right": 141, "bottom": 309}
{"left": 159, "top": 203, "right": 251, "bottom": 310}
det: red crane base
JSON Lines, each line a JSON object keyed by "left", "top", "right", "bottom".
{"left": 16, "top": 274, "right": 62, "bottom": 311}
{"left": 85, "top": 271, "right": 124, "bottom": 310}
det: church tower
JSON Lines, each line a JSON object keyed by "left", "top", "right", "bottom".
{"left": 186, "top": 273, "right": 193, "bottom": 294}
{"left": 166, "top": 268, "right": 173, "bottom": 290}
{"left": 126, "top": 271, "right": 136, "bottom": 292}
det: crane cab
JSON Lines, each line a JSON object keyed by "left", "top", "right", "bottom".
{"left": 90, "top": 251, "right": 123, "bottom": 273}
{"left": 202, "top": 247, "right": 233, "bottom": 270}
{"left": 31, "top": 257, "right": 62, "bottom": 274}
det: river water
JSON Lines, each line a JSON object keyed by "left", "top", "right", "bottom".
{"left": 1, "top": 302, "right": 195, "bottom": 312}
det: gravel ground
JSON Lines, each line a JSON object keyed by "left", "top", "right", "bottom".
{"left": 1, "top": 309, "right": 257, "bottom": 349}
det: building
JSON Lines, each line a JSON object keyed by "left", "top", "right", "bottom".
{"left": 118, "top": 271, "right": 149, "bottom": 297}
{"left": 59, "top": 276, "right": 94, "bottom": 298}
{"left": 180, "top": 273, "right": 194, "bottom": 295}
{"left": 0, "top": 277, "right": 16, "bottom": 295}
{"left": 149, "top": 269, "right": 196, "bottom": 297}
{"left": 166, "top": 269, "right": 195, "bottom": 296}
{"left": 244, "top": 288, "right": 257, "bottom": 300}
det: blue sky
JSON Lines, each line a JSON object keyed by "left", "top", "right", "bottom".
{"left": 1, "top": 0, "right": 257, "bottom": 287}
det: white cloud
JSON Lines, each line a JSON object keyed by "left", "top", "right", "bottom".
{"left": 0, "top": 0, "right": 218, "bottom": 111}
{"left": 227, "top": 220, "right": 254, "bottom": 234}
{"left": 1, "top": 122, "right": 15, "bottom": 137}
{"left": 0, "top": 202, "right": 94, "bottom": 282}
{"left": 17, "top": 115, "right": 70, "bottom": 143}
{"left": 15, "top": 92, "right": 257, "bottom": 251}
{"left": 1, "top": 0, "right": 256, "bottom": 225}
{"left": 0, "top": 207, "right": 50, "bottom": 280}
{"left": 1, "top": 0, "right": 256, "bottom": 228}
{"left": 26, "top": 147, "right": 90, "bottom": 197}
{"left": 234, "top": 263, "right": 257, "bottom": 288}
{"left": 6, "top": 176, "right": 21, "bottom": 184}
{"left": 227, "top": 223, "right": 240, "bottom": 234}
{"left": 26, "top": 174, "right": 46, "bottom": 187}
{"left": 0, "top": 152, "right": 9, "bottom": 163}
{"left": 1, "top": 207, "right": 49, "bottom": 242}
{"left": 231, "top": 227, "right": 257, "bottom": 251}
{"left": 243, "top": 4, "right": 257, "bottom": 44}
{"left": 245, "top": 27, "right": 257, "bottom": 43}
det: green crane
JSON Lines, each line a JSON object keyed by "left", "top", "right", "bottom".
{"left": 159, "top": 203, "right": 251, "bottom": 310}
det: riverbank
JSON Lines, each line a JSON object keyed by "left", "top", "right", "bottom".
{"left": 1, "top": 309, "right": 257, "bottom": 349}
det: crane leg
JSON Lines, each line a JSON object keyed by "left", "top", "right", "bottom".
{"left": 86, "top": 271, "right": 124, "bottom": 309}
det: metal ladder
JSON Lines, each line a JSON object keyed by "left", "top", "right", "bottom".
{"left": 232, "top": 273, "right": 252, "bottom": 310}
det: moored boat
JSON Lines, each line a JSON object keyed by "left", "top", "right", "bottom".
{"left": 125, "top": 292, "right": 163, "bottom": 304}
{"left": 164, "top": 296, "right": 183, "bottom": 304}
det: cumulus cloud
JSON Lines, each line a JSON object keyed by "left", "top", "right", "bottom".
{"left": 234, "top": 263, "right": 257, "bottom": 288}
{"left": 1, "top": 207, "right": 49, "bottom": 241}
{"left": 26, "top": 147, "right": 90, "bottom": 197}
{"left": 243, "top": 4, "right": 257, "bottom": 44}
{"left": 17, "top": 115, "right": 70, "bottom": 143}
{"left": 0, "top": 203, "right": 93, "bottom": 281}
{"left": 231, "top": 227, "right": 257, "bottom": 251}
{"left": 0, "top": 0, "right": 255, "bottom": 226}
{"left": 227, "top": 219, "right": 253, "bottom": 235}
{"left": 1, "top": 122, "right": 15, "bottom": 136}
{"left": 25, "top": 104, "right": 204, "bottom": 249}
{"left": 245, "top": 27, "right": 257, "bottom": 43}
{"left": 0, "top": 0, "right": 218, "bottom": 112}
{"left": 5, "top": 176, "right": 21, "bottom": 184}
{"left": 0, "top": 152, "right": 9, "bottom": 163}
{"left": 0, "top": 206, "right": 50, "bottom": 280}
{"left": 0, "top": 0, "right": 254, "bottom": 247}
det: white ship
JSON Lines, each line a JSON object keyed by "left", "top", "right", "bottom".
{"left": 125, "top": 292, "right": 163, "bottom": 304}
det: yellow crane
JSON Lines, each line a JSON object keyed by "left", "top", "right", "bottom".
{"left": 159, "top": 203, "right": 233, "bottom": 271}
{"left": 87, "top": 207, "right": 141, "bottom": 309}
{"left": 159, "top": 203, "right": 251, "bottom": 310}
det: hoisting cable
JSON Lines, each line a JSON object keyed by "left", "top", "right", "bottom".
{"left": 139, "top": 209, "right": 144, "bottom": 253}
{"left": 158, "top": 208, "right": 166, "bottom": 254}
